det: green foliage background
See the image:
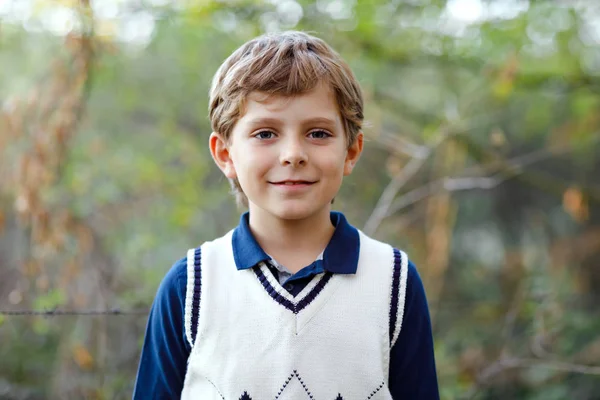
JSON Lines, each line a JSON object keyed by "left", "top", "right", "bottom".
{"left": 1, "top": 0, "right": 599, "bottom": 398}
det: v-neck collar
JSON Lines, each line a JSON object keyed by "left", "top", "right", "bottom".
{"left": 253, "top": 262, "right": 334, "bottom": 314}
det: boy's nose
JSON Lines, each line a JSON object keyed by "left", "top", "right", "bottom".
{"left": 279, "top": 139, "right": 308, "bottom": 167}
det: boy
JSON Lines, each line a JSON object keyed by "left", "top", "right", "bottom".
{"left": 134, "top": 31, "right": 439, "bottom": 399}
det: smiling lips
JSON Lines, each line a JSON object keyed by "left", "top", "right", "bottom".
{"left": 270, "top": 180, "right": 316, "bottom": 185}
{"left": 270, "top": 180, "right": 315, "bottom": 192}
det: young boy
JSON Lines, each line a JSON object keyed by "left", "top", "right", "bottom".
{"left": 133, "top": 31, "right": 439, "bottom": 399}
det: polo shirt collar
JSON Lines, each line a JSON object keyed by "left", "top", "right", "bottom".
{"left": 231, "top": 211, "right": 359, "bottom": 274}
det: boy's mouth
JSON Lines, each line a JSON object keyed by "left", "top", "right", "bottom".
{"left": 270, "top": 180, "right": 316, "bottom": 185}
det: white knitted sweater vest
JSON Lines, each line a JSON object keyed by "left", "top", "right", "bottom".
{"left": 181, "top": 229, "right": 408, "bottom": 400}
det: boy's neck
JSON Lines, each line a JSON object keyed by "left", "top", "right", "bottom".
{"left": 247, "top": 206, "right": 335, "bottom": 274}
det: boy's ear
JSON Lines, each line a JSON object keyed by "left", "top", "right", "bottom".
{"left": 209, "top": 132, "right": 237, "bottom": 179}
{"left": 343, "top": 131, "right": 364, "bottom": 176}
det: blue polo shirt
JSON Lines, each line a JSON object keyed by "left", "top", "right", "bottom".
{"left": 133, "top": 212, "right": 439, "bottom": 399}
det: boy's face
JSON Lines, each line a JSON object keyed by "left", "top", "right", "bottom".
{"left": 210, "top": 83, "right": 363, "bottom": 221}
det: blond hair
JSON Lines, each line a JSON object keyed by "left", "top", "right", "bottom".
{"left": 209, "top": 31, "right": 364, "bottom": 208}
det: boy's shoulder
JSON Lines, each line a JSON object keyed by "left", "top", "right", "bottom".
{"left": 161, "top": 255, "right": 188, "bottom": 288}
{"left": 356, "top": 228, "right": 394, "bottom": 248}
{"left": 166, "top": 228, "right": 236, "bottom": 276}
{"left": 355, "top": 228, "right": 421, "bottom": 279}
{"left": 355, "top": 228, "right": 410, "bottom": 259}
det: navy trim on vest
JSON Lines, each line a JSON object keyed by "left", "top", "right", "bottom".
{"left": 389, "top": 248, "right": 402, "bottom": 344}
{"left": 255, "top": 267, "right": 296, "bottom": 311}
{"left": 254, "top": 266, "right": 333, "bottom": 314}
{"left": 191, "top": 247, "right": 202, "bottom": 346}
{"left": 295, "top": 272, "right": 333, "bottom": 313}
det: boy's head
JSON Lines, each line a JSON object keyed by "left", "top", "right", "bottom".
{"left": 208, "top": 31, "right": 364, "bottom": 219}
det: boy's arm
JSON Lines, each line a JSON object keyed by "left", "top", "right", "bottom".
{"left": 133, "top": 257, "right": 191, "bottom": 399}
{"left": 389, "top": 260, "right": 440, "bottom": 400}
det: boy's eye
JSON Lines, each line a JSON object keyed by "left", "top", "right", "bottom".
{"left": 308, "top": 130, "right": 331, "bottom": 139}
{"left": 254, "top": 130, "right": 275, "bottom": 139}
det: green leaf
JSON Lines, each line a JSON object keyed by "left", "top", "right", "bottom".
{"left": 33, "top": 289, "right": 67, "bottom": 311}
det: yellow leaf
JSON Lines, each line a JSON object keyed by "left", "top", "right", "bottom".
{"left": 492, "top": 53, "right": 519, "bottom": 100}
{"left": 73, "top": 344, "right": 94, "bottom": 370}
{"left": 492, "top": 78, "right": 514, "bottom": 100}
{"left": 563, "top": 187, "right": 589, "bottom": 222}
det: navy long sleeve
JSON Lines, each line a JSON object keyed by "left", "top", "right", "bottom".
{"left": 389, "top": 261, "right": 440, "bottom": 399}
{"left": 133, "top": 257, "right": 190, "bottom": 399}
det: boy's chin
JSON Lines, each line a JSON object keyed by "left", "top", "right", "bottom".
{"left": 252, "top": 202, "right": 331, "bottom": 222}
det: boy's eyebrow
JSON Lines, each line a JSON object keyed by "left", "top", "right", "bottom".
{"left": 303, "top": 117, "right": 338, "bottom": 127}
{"left": 245, "top": 116, "right": 338, "bottom": 128}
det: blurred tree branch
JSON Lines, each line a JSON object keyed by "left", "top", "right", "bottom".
{"left": 363, "top": 129, "right": 448, "bottom": 235}
{"left": 465, "top": 356, "right": 600, "bottom": 399}
{"left": 385, "top": 134, "right": 600, "bottom": 218}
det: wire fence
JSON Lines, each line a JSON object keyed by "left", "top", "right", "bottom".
{"left": 1, "top": 294, "right": 596, "bottom": 318}
{"left": 0, "top": 308, "right": 149, "bottom": 316}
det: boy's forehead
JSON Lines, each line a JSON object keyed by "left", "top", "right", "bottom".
{"left": 240, "top": 83, "right": 341, "bottom": 122}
